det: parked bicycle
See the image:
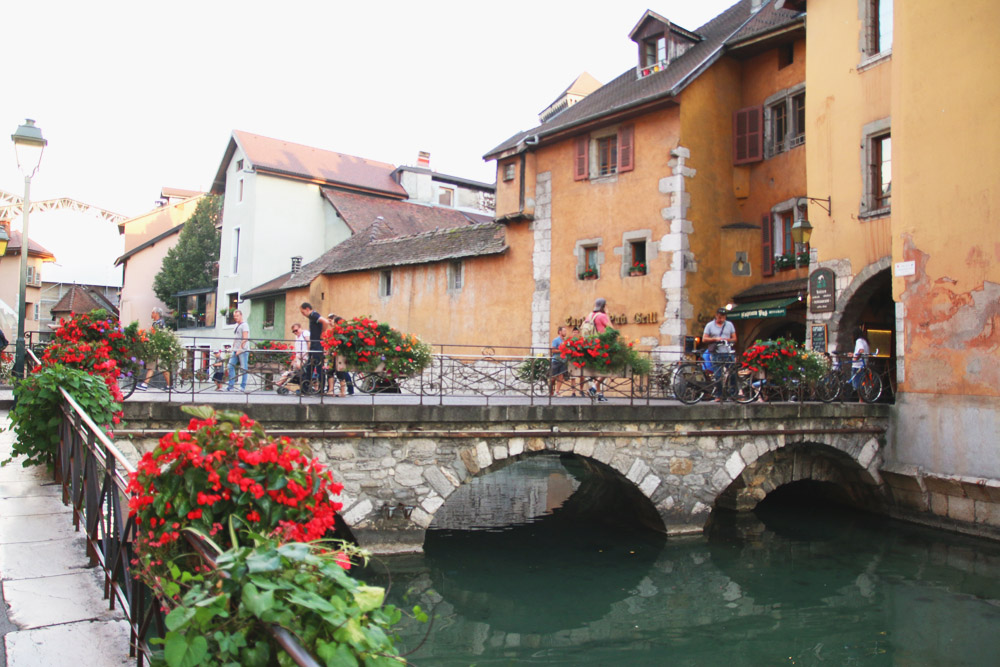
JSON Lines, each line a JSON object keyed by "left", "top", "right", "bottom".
{"left": 815, "top": 353, "right": 883, "bottom": 403}
{"left": 671, "top": 359, "right": 759, "bottom": 404}
{"left": 118, "top": 366, "right": 189, "bottom": 399}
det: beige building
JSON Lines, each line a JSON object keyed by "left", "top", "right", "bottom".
{"left": 0, "top": 226, "right": 54, "bottom": 337}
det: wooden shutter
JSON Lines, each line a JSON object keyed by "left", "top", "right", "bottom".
{"left": 574, "top": 136, "right": 589, "bottom": 181}
{"left": 618, "top": 125, "right": 634, "bottom": 173}
{"left": 761, "top": 213, "right": 774, "bottom": 277}
{"left": 733, "top": 106, "right": 763, "bottom": 165}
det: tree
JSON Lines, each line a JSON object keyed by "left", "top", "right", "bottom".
{"left": 153, "top": 196, "right": 222, "bottom": 306}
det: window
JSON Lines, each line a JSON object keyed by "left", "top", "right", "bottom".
{"left": 438, "top": 187, "right": 454, "bottom": 207}
{"left": 33, "top": 303, "right": 39, "bottom": 321}
{"left": 791, "top": 93, "right": 806, "bottom": 147}
{"left": 643, "top": 36, "right": 666, "bottom": 67}
{"left": 263, "top": 299, "right": 275, "bottom": 328}
{"left": 865, "top": 0, "right": 893, "bottom": 57}
{"left": 26, "top": 265, "right": 36, "bottom": 285}
{"left": 236, "top": 159, "right": 243, "bottom": 171}
{"left": 628, "top": 240, "right": 647, "bottom": 275}
{"left": 231, "top": 228, "right": 241, "bottom": 274}
{"left": 770, "top": 102, "right": 787, "bottom": 155}
{"left": 227, "top": 293, "right": 239, "bottom": 325}
{"left": 502, "top": 163, "right": 515, "bottom": 182}
{"left": 447, "top": 261, "right": 463, "bottom": 291}
{"left": 733, "top": 106, "right": 763, "bottom": 164}
{"left": 861, "top": 119, "right": 892, "bottom": 216}
{"left": 871, "top": 134, "right": 891, "bottom": 211}
{"left": 379, "top": 270, "right": 392, "bottom": 297}
{"left": 238, "top": 178, "right": 244, "bottom": 202}
{"left": 574, "top": 125, "right": 634, "bottom": 181}
{"left": 762, "top": 85, "right": 806, "bottom": 158}
{"left": 763, "top": 200, "right": 809, "bottom": 275}
{"left": 778, "top": 43, "right": 794, "bottom": 69}
{"left": 597, "top": 136, "right": 618, "bottom": 176}
{"left": 779, "top": 211, "right": 794, "bottom": 256}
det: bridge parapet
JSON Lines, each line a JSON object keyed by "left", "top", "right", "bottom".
{"left": 121, "top": 402, "right": 890, "bottom": 553}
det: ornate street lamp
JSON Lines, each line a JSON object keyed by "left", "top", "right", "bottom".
{"left": 790, "top": 216, "right": 813, "bottom": 269}
{"left": 11, "top": 118, "right": 47, "bottom": 378}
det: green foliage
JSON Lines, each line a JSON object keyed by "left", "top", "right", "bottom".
{"left": 558, "top": 328, "right": 651, "bottom": 376}
{"left": 6, "top": 365, "right": 120, "bottom": 468}
{"left": 153, "top": 196, "right": 222, "bottom": 305}
{"left": 742, "top": 338, "right": 829, "bottom": 388}
{"left": 322, "top": 317, "right": 433, "bottom": 378}
{"left": 143, "top": 326, "right": 184, "bottom": 369}
{"left": 515, "top": 355, "right": 550, "bottom": 384}
{"left": 150, "top": 540, "right": 405, "bottom": 667}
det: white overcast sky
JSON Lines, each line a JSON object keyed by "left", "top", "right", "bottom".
{"left": 2, "top": 0, "right": 736, "bottom": 218}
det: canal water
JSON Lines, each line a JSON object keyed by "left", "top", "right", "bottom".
{"left": 366, "top": 455, "right": 1000, "bottom": 666}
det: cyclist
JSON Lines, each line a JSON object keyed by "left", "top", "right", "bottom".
{"left": 702, "top": 307, "right": 737, "bottom": 401}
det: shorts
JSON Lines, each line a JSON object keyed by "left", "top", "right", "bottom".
{"left": 550, "top": 358, "right": 568, "bottom": 378}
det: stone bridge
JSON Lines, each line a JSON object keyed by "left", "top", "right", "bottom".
{"left": 121, "top": 400, "right": 890, "bottom": 553}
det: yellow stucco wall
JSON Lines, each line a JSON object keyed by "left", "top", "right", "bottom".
{"left": 283, "top": 224, "right": 535, "bottom": 351}
{"left": 892, "top": 0, "right": 1000, "bottom": 396}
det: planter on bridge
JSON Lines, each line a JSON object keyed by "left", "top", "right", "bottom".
{"left": 334, "top": 355, "right": 385, "bottom": 374}
{"left": 558, "top": 328, "right": 651, "bottom": 379}
{"left": 569, "top": 365, "right": 633, "bottom": 379}
{"left": 322, "top": 316, "right": 432, "bottom": 378}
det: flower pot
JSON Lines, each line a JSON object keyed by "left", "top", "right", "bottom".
{"left": 335, "top": 354, "right": 385, "bottom": 373}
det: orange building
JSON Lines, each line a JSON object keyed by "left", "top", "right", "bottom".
{"left": 785, "top": 0, "right": 1000, "bottom": 535}
{"left": 486, "top": 1, "right": 809, "bottom": 354}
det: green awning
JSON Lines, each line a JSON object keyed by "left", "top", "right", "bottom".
{"left": 726, "top": 297, "right": 799, "bottom": 320}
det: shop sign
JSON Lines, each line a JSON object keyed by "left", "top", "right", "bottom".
{"left": 810, "top": 268, "right": 835, "bottom": 313}
{"left": 565, "top": 312, "right": 659, "bottom": 327}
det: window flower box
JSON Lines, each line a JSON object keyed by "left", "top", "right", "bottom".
{"left": 579, "top": 269, "right": 599, "bottom": 280}
{"left": 628, "top": 261, "right": 647, "bottom": 276}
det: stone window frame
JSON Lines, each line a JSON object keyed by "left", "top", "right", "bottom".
{"left": 763, "top": 83, "right": 806, "bottom": 159}
{"left": 446, "top": 260, "right": 463, "bottom": 292}
{"left": 263, "top": 298, "right": 276, "bottom": 330}
{"left": 574, "top": 237, "right": 603, "bottom": 279}
{"left": 769, "top": 197, "right": 809, "bottom": 267}
{"left": 859, "top": 0, "right": 893, "bottom": 68}
{"left": 859, "top": 117, "right": 891, "bottom": 220}
{"left": 615, "top": 230, "right": 656, "bottom": 277}
{"left": 378, "top": 270, "right": 393, "bottom": 298}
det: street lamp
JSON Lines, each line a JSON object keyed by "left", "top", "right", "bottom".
{"left": 11, "top": 118, "right": 47, "bottom": 378}
{"left": 0, "top": 224, "right": 9, "bottom": 255}
{"left": 790, "top": 216, "right": 813, "bottom": 269}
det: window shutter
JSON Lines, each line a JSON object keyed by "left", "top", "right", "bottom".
{"left": 761, "top": 213, "right": 774, "bottom": 277}
{"left": 618, "top": 125, "right": 634, "bottom": 173}
{"left": 574, "top": 136, "right": 589, "bottom": 181}
{"left": 733, "top": 106, "right": 763, "bottom": 165}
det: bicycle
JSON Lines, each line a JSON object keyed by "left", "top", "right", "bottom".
{"left": 816, "top": 353, "right": 883, "bottom": 403}
{"left": 671, "top": 358, "right": 759, "bottom": 404}
{"left": 118, "top": 365, "right": 189, "bottom": 399}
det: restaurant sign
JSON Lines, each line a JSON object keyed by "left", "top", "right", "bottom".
{"left": 809, "top": 268, "right": 836, "bottom": 313}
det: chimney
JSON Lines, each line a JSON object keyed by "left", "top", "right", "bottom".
{"left": 417, "top": 151, "right": 431, "bottom": 168}
{"left": 290, "top": 256, "right": 302, "bottom": 274}
{"left": 751, "top": 0, "right": 764, "bottom": 13}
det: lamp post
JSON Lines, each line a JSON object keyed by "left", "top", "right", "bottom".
{"left": 11, "top": 119, "right": 47, "bottom": 379}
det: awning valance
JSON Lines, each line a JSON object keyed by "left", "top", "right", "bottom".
{"left": 727, "top": 297, "right": 799, "bottom": 320}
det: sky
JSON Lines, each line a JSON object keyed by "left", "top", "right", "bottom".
{"left": 1, "top": 0, "right": 737, "bottom": 219}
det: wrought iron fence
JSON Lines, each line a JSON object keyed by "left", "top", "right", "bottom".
{"left": 53, "top": 386, "right": 322, "bottom": 666}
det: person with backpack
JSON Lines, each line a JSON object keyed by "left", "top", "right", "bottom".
{"left": 581, "top": 298, "right": 611, "bottom": 401}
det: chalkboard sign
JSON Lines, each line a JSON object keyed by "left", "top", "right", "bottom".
{"left": 810, "top": 324, "right": 827, "bottom": 353}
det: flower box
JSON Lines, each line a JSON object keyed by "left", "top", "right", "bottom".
{"left": 334, "top": 354, "right": 385, "bottom": 374}
{"left": 569, "top": 365, "right": 633, "bottom": 379}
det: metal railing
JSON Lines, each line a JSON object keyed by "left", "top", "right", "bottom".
{"left": 53, "top": 385, "right": 322, "bottom": 666}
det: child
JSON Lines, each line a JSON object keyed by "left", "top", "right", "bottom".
{"left": 212, "top": 348, "right": 227, "bottom": 390}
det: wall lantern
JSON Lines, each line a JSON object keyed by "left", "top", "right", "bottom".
{"left": 0, "top": 224, "right": 9, "bottom": 255}
{"left": 790, "top": 217, "right": 813, "bottom": 245}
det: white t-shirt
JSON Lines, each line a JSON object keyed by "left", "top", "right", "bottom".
{"left": 233, "top": 321, "right": 249, "bottom": 353}
{"left": 703, "top": 319, "right": 735, "bottom": 353}
{"left": 852, "top": 337, "right": 870, "bottom": 368}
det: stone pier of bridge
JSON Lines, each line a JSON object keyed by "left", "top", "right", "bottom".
{"left": 120, "top": 400, "right": 890, "bottom": 554}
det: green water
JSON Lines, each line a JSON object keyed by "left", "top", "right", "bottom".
{"left": 368, "top": 457, "right": 1000, "bottom": 666}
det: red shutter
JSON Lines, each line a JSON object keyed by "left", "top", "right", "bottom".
{"left": 618, "top": 125, "right": 634, "bottom": 173}
{"left": 733, "top": 106, "right": 763, "bottom": 165}
{"left": 574, "top": 136, "right": 589, "bottom": 181}
{"left": 761, "top": 213, "right": 774, "bottom": 277}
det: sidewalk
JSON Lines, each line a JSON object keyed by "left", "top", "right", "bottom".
{"left": 0, "top": 411, "right": 131, "bottom": 666}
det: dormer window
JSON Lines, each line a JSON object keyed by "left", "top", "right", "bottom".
{"left": 643, "top": 36, "right": 666, "bottom": 68}
{"left": 629, "top": 10, "right": 701, "bottom": 79}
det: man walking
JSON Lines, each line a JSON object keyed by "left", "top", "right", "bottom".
{"left": 299, "top": 302, "right": 330, "bottom": 393}
{"left": 226, "top": 309, "right": 250, "bottom": 392}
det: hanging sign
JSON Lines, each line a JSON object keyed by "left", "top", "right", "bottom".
{"left": 809, "top": 268, "right": 835, "bottom": 313}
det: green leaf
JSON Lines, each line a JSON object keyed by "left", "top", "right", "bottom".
{"left": 181, "top": 405, "right": 216, "bottom": 421}
{"left": 316, "top": 639, "right": 359, "bottom": 667}
{"left": 163, "top": 633, "right": 208, "bottom": 667}
{"left": 165, "top": 605, "right": 197, "bottom": 631}
{"left": 246, "top": 549, "right": 282, "bottom": 573}
{"left": 334, "top": 618, "right": 367, "bottom": 649}
{"left": 241, "top": 583, "right": 275, "bottom": 618}
{"left": 353, "top": 585, "right": 385, "bottom": 614}
{"left": 276, "top": 542, "right": 311, "bottom": 562}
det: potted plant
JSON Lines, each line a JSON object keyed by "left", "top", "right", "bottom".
{"left": 579, "top": 268, "right": 599, "bottom": 280}
{"left": 629, "top": 261, "right": 647, "bottom": 276}
{"left": 774, "top": 253, "right": 796, "bottom": 271}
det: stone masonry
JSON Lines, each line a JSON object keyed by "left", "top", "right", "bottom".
{"left": 658, "top": 146, "right": 697, "bottom": 354}
{"left": 530, "top": 171, "right": 552, "bottom": 350}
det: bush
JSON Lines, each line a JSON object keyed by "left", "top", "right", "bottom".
{"left": 557, "top": 328, "right": 650, "bottom": 375}
{"left": 142, "top": 326, "right": 184, "bottom": 370}
{"left": 515, "top": 355, "right": 550, "bottom": 384}
{"left": 742, "top": 338, "right": 828, "bottom": 388}
{"left": 5, "top": 365, "right": 121, "bottom": 467}
{"left": 321, "top": 317, "right": 432, "bottom": 378}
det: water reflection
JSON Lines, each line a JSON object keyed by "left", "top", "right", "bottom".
{"left": 366, "top": 456, "right": 1000, "bottom": 666}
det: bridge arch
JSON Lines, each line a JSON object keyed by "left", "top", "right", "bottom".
{"left": 713, "top": 437, "right": 886, "bottom": 513}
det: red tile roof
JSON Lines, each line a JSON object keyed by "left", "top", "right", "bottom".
{"left": 3, "top": 230, "right": 55, "bottom": 260}
{"left": 210, "top": 131, "right": 407, "bottom": 199}
{"left": 321, "top": 189, "right": 492, "bottom": 236}
{"left": 50, "top": 285, "right": 118, "bottom": 317}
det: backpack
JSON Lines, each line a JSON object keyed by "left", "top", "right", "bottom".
{"left": 0, "top": 328, "right": 7, "bottom": 352}
{"left": 580, "top": 313, "right": 597, "bottom": 337}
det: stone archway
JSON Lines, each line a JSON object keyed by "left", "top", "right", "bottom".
{"left": 715, "top": 440, "right": 886, "bottom": 513}
{"left": 826, "top": 256, "right": 893, "bottom": 354}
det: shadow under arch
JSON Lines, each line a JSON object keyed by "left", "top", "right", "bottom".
{"left": 828, "top": 258, "right": 894, "bottom": 355}
{"left": 422, "top": 452, "right": 667, "bottom": 635}
{"left": 713, "top": 441, "right": 886, "bottom": 516}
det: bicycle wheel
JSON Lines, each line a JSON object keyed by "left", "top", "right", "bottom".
{"left": 117, "top": 371, "right": 137, "bottom": 400}
{"left": 730, "top": 369, "right": 761, "bottom": 404}
{"left": 354, "top": 372, "right": 379, "bottom": 394}
{"left": 815, "top": 372, "right": 840, "bottom": 403}
{"left": 672, "top": 364, "right": 706, "bottom": 404}
{"left": 858, "top": 367, "right": 883, "bottom": 403}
